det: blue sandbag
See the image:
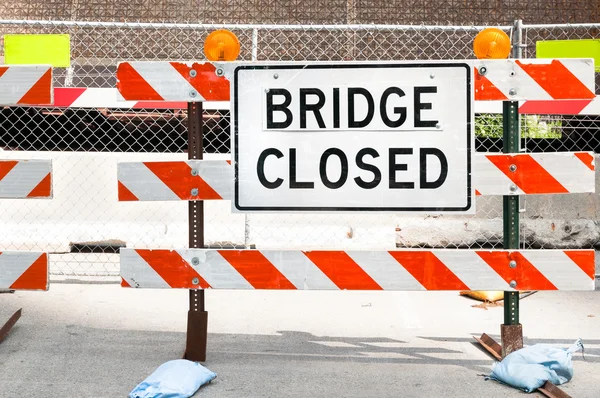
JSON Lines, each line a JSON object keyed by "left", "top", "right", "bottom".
{"left": 487, "top": 339, "right": 583, "bottom": 393}
{"left": 129, "top": 359, "right": 217, "bottom": 398}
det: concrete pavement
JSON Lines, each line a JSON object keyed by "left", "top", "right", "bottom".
{"left": 1, "top": 285, "right": 599, "bottom": 397}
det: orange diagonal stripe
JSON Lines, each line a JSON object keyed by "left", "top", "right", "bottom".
{"left": 474, "top": 67, "right": 509, "bottom": 101}
{"left": 0, "top": 67, "right": 8, "bottom": 79}
{"left": 135, "top": 249, "right": 210, "bottom": 288}
{"left": 574, "top": 152, "right": 594, "bottom": 171}
{"left": 388, "top": 251, "right": 468, "bottom": 290}
{"left": 18, "top": 68, "right": 52, "bottom": 105}
{"left": 218, "top": 250, "right": 296, "bottom": 289}
{"left": 486, "top": 154, "right": 568, "bottom": 194}
{"left": 477, "top": 251, "right": 557, "bottom": 290}
{"left": 0, "top": 161, "right": 18, "bottom": 181}
{"left": 27, "top": 173, "right": 52, "bottom": 198}
{"left": 10, "top": 253, "right": 48, "bottom": 290}
{"left": 516, "top": 60, "right": 595, "bottom": 100}
{"left": 118, "top": 181, "right": 139, "bottom": 201}
{"left": 170, "top": 62, "right": 230, "bottom": 101}
{"left": 143, "top": 162, "right": 222, "bottom": 200}
{"left": 116, "top": 63, "right": 164, "bottom": 101}
{"left": 564, "top": 250, "right": 595, "bottom": 279}
{"left": 303, "top": 251, "right": 382, "bottom": 290}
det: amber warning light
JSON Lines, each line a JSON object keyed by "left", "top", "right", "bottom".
{"left": 473, "top": 28, "right": 511, "bottom": 59}
{"left": 204, "top": 29, "right": 241, "bottom": 61}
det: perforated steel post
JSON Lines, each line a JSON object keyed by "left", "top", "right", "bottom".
{"left": 184, "top": 101, "right": 208, "bottom": 362}
{"left": 501, "top": 19, "right": 524, "bottom": 357}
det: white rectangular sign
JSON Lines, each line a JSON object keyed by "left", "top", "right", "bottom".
{"left": 233, "top": 62, "right": 474, "bottom": 213}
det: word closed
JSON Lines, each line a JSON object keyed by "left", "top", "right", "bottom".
{"left": 234, "top": 62, "right": 473, "bottom": 212}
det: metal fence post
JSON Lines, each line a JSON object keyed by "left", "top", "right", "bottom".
{"left": 184, "top": 101, "right": 208, "bottom": 362}
{"left": 251, "top": 28, "right": 258, "bottom": 61}
{"left": 501, "top": 19, "right": 524, "bottom": 357}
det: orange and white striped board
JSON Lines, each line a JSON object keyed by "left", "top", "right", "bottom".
{"left": 120, "top": 248, "right": 595, "bottom": 291}
{"left": 117, "top": 152, "right": 594, "bottom": 201}
{"left": 117, "top": 160, "right": 231, "bottom": 201}
{"left": 22, "top": 87, "right": 600, "bottom": 116}
{"left": 43, "top": 87, "right": 222, "bottom": 110}
{"left": 115, "top": 59, "right": 595, "bottom": 102}
{"left": 0, "top": 252, "right": 49, "bottom": 291}
{"left": 0, "top": 65, "right": 53, "bottom": 105}
{"left": 474, "top": 152, "right": 595, "bottom": 196}
{"left": 473, "top": 59, "right": 595, "bottom": 101}
{"left": 0, "top": 160, "right": 53, "bottom": 199}
{"left": 116, "top": 61, "right": 229, "bottom": 102}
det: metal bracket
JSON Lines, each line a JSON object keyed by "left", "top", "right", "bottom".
{"left": 0, "top": 309, "right": 22, "bottom": 343}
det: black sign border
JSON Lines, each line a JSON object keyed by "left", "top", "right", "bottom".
{"left": 233, "top": 63, "right": 472, "bottom": 212}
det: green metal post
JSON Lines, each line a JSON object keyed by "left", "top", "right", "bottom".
{"left": 501, "top": 20, "right": 524, "bottom": 356}
{"left": 503, "top": 100, "right": 520, "bottom": 325}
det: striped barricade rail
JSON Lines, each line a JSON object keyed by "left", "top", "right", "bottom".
{"left": 30, "top": 87, "right": 600, "bottom": 116}
{"left": 0, "top": 160, "right": 53, "bottom": 199}
{"left": 0, "top": 252, "right": 49, "bottom": 291}
{"left": 117, "top": 152, "right": 595, "bottom": 201}
{"left": 115, "top": 59, "right": 595, "bottom": 102}
{"left": 0, "top": 65, "right": 53, "bottom": 105}
{"left": 120, "top": 248, "right": 595, "bottom": 291}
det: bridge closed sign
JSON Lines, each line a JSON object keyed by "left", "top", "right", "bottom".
{"left": 233, "top": 62, "right": 474, "bottom": 213}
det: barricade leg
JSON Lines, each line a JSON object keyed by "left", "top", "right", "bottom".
{"left": 184, "top": 102, "right": 208, "bottom": 362}
{"left": 185, "top": 290, "right": 208, "bottom": 362}
{"left": 500, "top": 99, "right": 523, "bottom": 356}
{"left": 0, "top": 309, "right": 22, "bottom": 343}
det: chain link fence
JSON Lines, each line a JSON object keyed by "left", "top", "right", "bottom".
{"left": 0, "top": 19, "right": 598, "bottom": 280}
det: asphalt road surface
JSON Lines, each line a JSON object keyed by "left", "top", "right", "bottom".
{"left": 1, "top": 285, "right": 599, "bottom": 397}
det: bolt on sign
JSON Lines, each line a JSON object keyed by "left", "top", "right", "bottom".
{"left": 233, "top": 62, "right": 474, "bottom": 213}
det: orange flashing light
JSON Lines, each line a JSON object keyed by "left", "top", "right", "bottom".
{"left": 204, "top": 29, "right": 241, "bottom": 61}
{"left": 473, "top": 28, "right": 511, "bottom": 59}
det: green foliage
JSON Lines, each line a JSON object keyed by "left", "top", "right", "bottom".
{"left": 475, "top": 114, "right": 562, "bottom": 139}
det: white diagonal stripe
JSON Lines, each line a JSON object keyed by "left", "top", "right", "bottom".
{"left": 533, "top": 153, "right": 594, "bottom": 193}
{"left": 473, "top": 155, "right": 524, "bottom": 196}
{"left": 581, "top": 97, "right": 600, "bottom": 115}
{"left": 262, "top": 250, "right": 338, "bottom": 290}
{"left": 434, "top": 251, "right": 511, "bottom": 291}
{"left": 178, "top": 250, "right": 253, "bottom": 289}
{"left": 0, "top": 252, "right": 44, "bottom": 289}
{"left": 188, "top": 160, "right": 233, "bottom": 200}
{"left": 509, "top": 62, "right": 553, "bottom": 100}
{"left": 346, "top": 251, "right": 425, "bottom": 290}
{"left": 477, "top": 60, "right": 552, "bottom": 100}
{"left": 0, "top": 66, "right": 48, "bottom": 105}
{"left": 521, "top": 250, "right": 594, "bottom": 291}
{"left": 120, "top": 249, "right": 169, "bottom": 288}
{"left": 118, "top": 162, "right": 179, "bottom": 201}
{"left": 71, "top": 88, "right": 135, "bottom": 108}
{"left": 130, "top": 62, "right": 204, "bottom": 101}
{"left": 0, "top": 160, "right": 51, "bottom": 198}
{"left": 559, "top": 59, "right": 595, "bottom": 91}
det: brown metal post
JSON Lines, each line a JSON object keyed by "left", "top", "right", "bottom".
{"left": 184, "top": 101, "right": 208, "bottom": 362}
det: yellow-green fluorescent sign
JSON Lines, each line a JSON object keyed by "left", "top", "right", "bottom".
{"left": 536, "top": 39, "right": 600, "bottom": 72}
{"left": 4, "top": 34, "right": 70, "bottom": 67}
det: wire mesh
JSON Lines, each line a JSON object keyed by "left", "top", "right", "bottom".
{"left": 0, "top": 19, "right": 598, "bottom": 279}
